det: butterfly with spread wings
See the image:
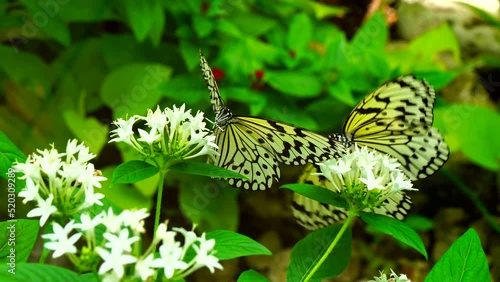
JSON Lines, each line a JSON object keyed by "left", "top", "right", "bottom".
{"left": 292, "top": 76, "right": 449, "bottom": 230}
{"left": 200, "top": 51, "right": 344, "bottom": 191}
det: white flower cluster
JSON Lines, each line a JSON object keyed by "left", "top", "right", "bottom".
{"left": 42, "top": 208, "right": 222, "bottom": 281}
{"left": 109, "top": 104, "right": 218, "bottom": 161}
{"left": 14, "top": 140, "right": 106, "bottom": 226}
{"left": 368, "top": 269, "right": 412, "bottom": 282}
{"left": 316, "top": 145, "right": 416, "bottom": 209}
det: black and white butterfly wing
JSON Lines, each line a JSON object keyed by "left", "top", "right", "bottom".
{"left": 342, "top": 76, "right": 449, "bottom": 180}
{"left": 200, "top": 51, "right": 343, "bottom": 190}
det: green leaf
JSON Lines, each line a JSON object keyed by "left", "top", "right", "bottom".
{"left": 99, "top": 166, "right": 152, "bottom": 210}
{"left": 0, "top": 131, "right": 26, "bottom": 179}
{"left": 457, "top": 3, "right": 500, "bottom": 28}
{"left": 237, "top": 269, "right": 270, "bottom": 282}
{"left": 179, "top": 178, "right": 238, "bottom": 231}
{"left": 148, "top": 0, "right": 165, "bottom": 46}
{"left": 62, "top": 111, "right": 108, "bottom": 156}
{"left": 0, "top": 219, "right": 39, "bottom": 264}
{"left": 266, "top": 71, "right": 322, "bottom": 97}
{"left": 111, "top": 160, "right": 159, "bottom": 184}
{"left": 100, "top": 63, "right": 172, "bottom": 118}
{"left": 327, "top": 79, "right": 357, "bottom": 107}
{"left": 58, "top": 0, "right": 116, "bottom": 22}
{"left": 192, "top": 15, "right": 214, "bottom": 37}
{"left": 223, "top": 87, "right": 268, "bottom": 116}
{"left": 360, "top": 212, "right": 427, "bottom": 259}
{"left": 206, "top": 230, "right": 272, "bottom": 260}
{"left": 306, "top": 2, "right": 347, "bottom": 19}
{"left": 408, "top": 24, "right": 461, "bottom": 70}
{"left": 179, "top": 39, "right": 200, "bottom": 71}
{"left": 404, "top": 215, "right": 434, "bottom": 232}
{"left": 169, "top": 162, "right": 248, "bottom": 180}
{"left": 435, "top": 104, "right": 500, "bottom": 170}
{"left": 228, "top": 12, "right": 277, "bottom": 36}
{"left": 287, "top": 224, "right": 352, "bottom": 281}
{"left": 280, "top": 184, "right": 348, "bottom": 209}
{"left": 159, "top": 73, "right": 207, "bottom": 104}
{"left": 0, "top": 46, "right": 50, "bottom": 95}
{"left": 287, "top": 13, "right": 312, "bottom": 52}
{"left": 0, "top": 263, "right": 80, "bottom": 282}
{"left": 350, "top": 11, "right": 387, "bottom": 52}
{"left": 18, "top": 0, "right": 71, "bottom": 46}
{"left": 123, "top": 0, "right": 155, "bottom": 41}
{"left": 426, "top": 229, "right": 490, "bottom": 282}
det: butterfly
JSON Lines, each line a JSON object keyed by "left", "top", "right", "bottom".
{"left": 200, "top": 51, "right": 344, "bottom": 191}
{"left": 292, "top": 76, "right": 449, "bottom": 230}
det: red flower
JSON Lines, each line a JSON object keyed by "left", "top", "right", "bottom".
{"left": 212, "top": 67, "right": 225, "bottom": 81}
{"left": 255, "top": 69, "right": 264, "bottom": 80}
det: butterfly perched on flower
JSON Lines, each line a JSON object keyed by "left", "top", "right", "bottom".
{"left": 292, "top": 76, "right": 449, "bottom": 230}
{"left": 199, "top": 51, "right": 344, "bottom": 191}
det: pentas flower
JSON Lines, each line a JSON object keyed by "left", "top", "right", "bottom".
{"left": 109, "top": 104, "right": 218, "bottom": 161}
{"left": 368, "top": 269, "right": 412, "bottom": 282}
{"left": 14, "top": 140, "right": 107, "bottom": 226}
{"left": 315, "top": 145, "right": 416, "bottom": 213}
{"left": 150, "top": 222, "right": 223, "bottom": 279}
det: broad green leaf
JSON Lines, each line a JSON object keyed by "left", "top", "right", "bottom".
{"left": 0, "top": 219, "right": 39, "bottom": 264}
{"left": 62, "top": 111, "right": 108, "bottom": 156}
{"left": 18, "top": 0, "right": 71, "bottom": 46}
{"left": 306, "top": 1, "right": 347, "bottom": 19}
{"left": 237, "top": 269, "right": 270, "bottom": 282}
{"left": 360, "top": 212, "right": 427, "bottom": 259}
{"left": 79, "top": 273, "right": 99, "bottom": 282}
{"left": 287, "top": 13, "right": 312, "bottom": 53}
{"left": 102, "top": 35, "right": 183, "bottom": 69}
{"left": 111, "top": 160, "right": 159, "bottom": 184}
{"left": 58, "top": 0, "right": 116, "bottom": 22}
{"left": 0, "top": 263, "right": 80, "bottom": 282}
{"left": 435, "top": 104, "right": 500, "bottom": 170}
{"left": 159, "top": 73, "right": 207, "bottom": 104}
{"left": 169, "top": 162, "right": 248, "bottom": 180}
{"left": 408, "top": 24, "right": 461, "bottom": 70}
{"left": 192, "top": 15, "right": 214, "bottom": 37}
{"left": 327, "top": 79, "right": 357, "bottom": 107}
{"left": 266, "top": 71, "right": 322, "bottom": 97}
{"left": 228, "top": 12, "right": 277, "bottom": 36}
{"left": 0, "top": 131, "right": 26, "bottom": 179}
{"left": 50, "top": 38, "right": 108, "bottom": 112}
{"left": 148, "top": 0, "right": 165, "bottom": 46}
{"left": 123, "top": 0, "right": 155, "bottom": 41}
{"left": 281, "top": 184, "right": 348, "bottom": 209}
{"left": 404, "top": 215, "right": 434, "bottom": 232}
{"left": 179, "top": 39, "right": 200, "bottom": 71}
{"left": 179, "top": 177, "right": 238, "bottom": 231}
{"left": 426, "top": 229, "right": 490, "bottom": 282}
{"left": 350, "top": 11, "right": 387, "bottom": 52}
{"left": 223, "top": 87, "right": 268, "bottom": 116}
{"left": 207, "top": 230, "right": 272, "bottom": 260}
{"left": 99, "top": 166, "right": 152, "bottom": 210}
{"left": 100, "top": 63, "right": 172, "bottom": 118}
{"left": 287, "top": 224, "right": 352, "bottom": 281}
{"left": 0, "top": 46, "right": 50, "bottom": 95}
{"left": 215, "top": 19, "right": 242, "bottom": 37}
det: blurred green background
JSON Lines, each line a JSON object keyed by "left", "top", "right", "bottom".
{"left": 0, "top": 0, "right": 498, "bottom": 280}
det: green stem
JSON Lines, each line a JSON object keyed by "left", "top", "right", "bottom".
{"left": 303, "top": 212, "right": 356, "bottom": 282}
{"left": 153, "top": 170, "right": 167, "bottom": 235}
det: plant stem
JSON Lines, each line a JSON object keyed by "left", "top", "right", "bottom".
{"left": 153, "top": 170, "right": 167, "bottom": 235}
{"left": 303, "top": 213, "right": 356, "bottom": 282}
